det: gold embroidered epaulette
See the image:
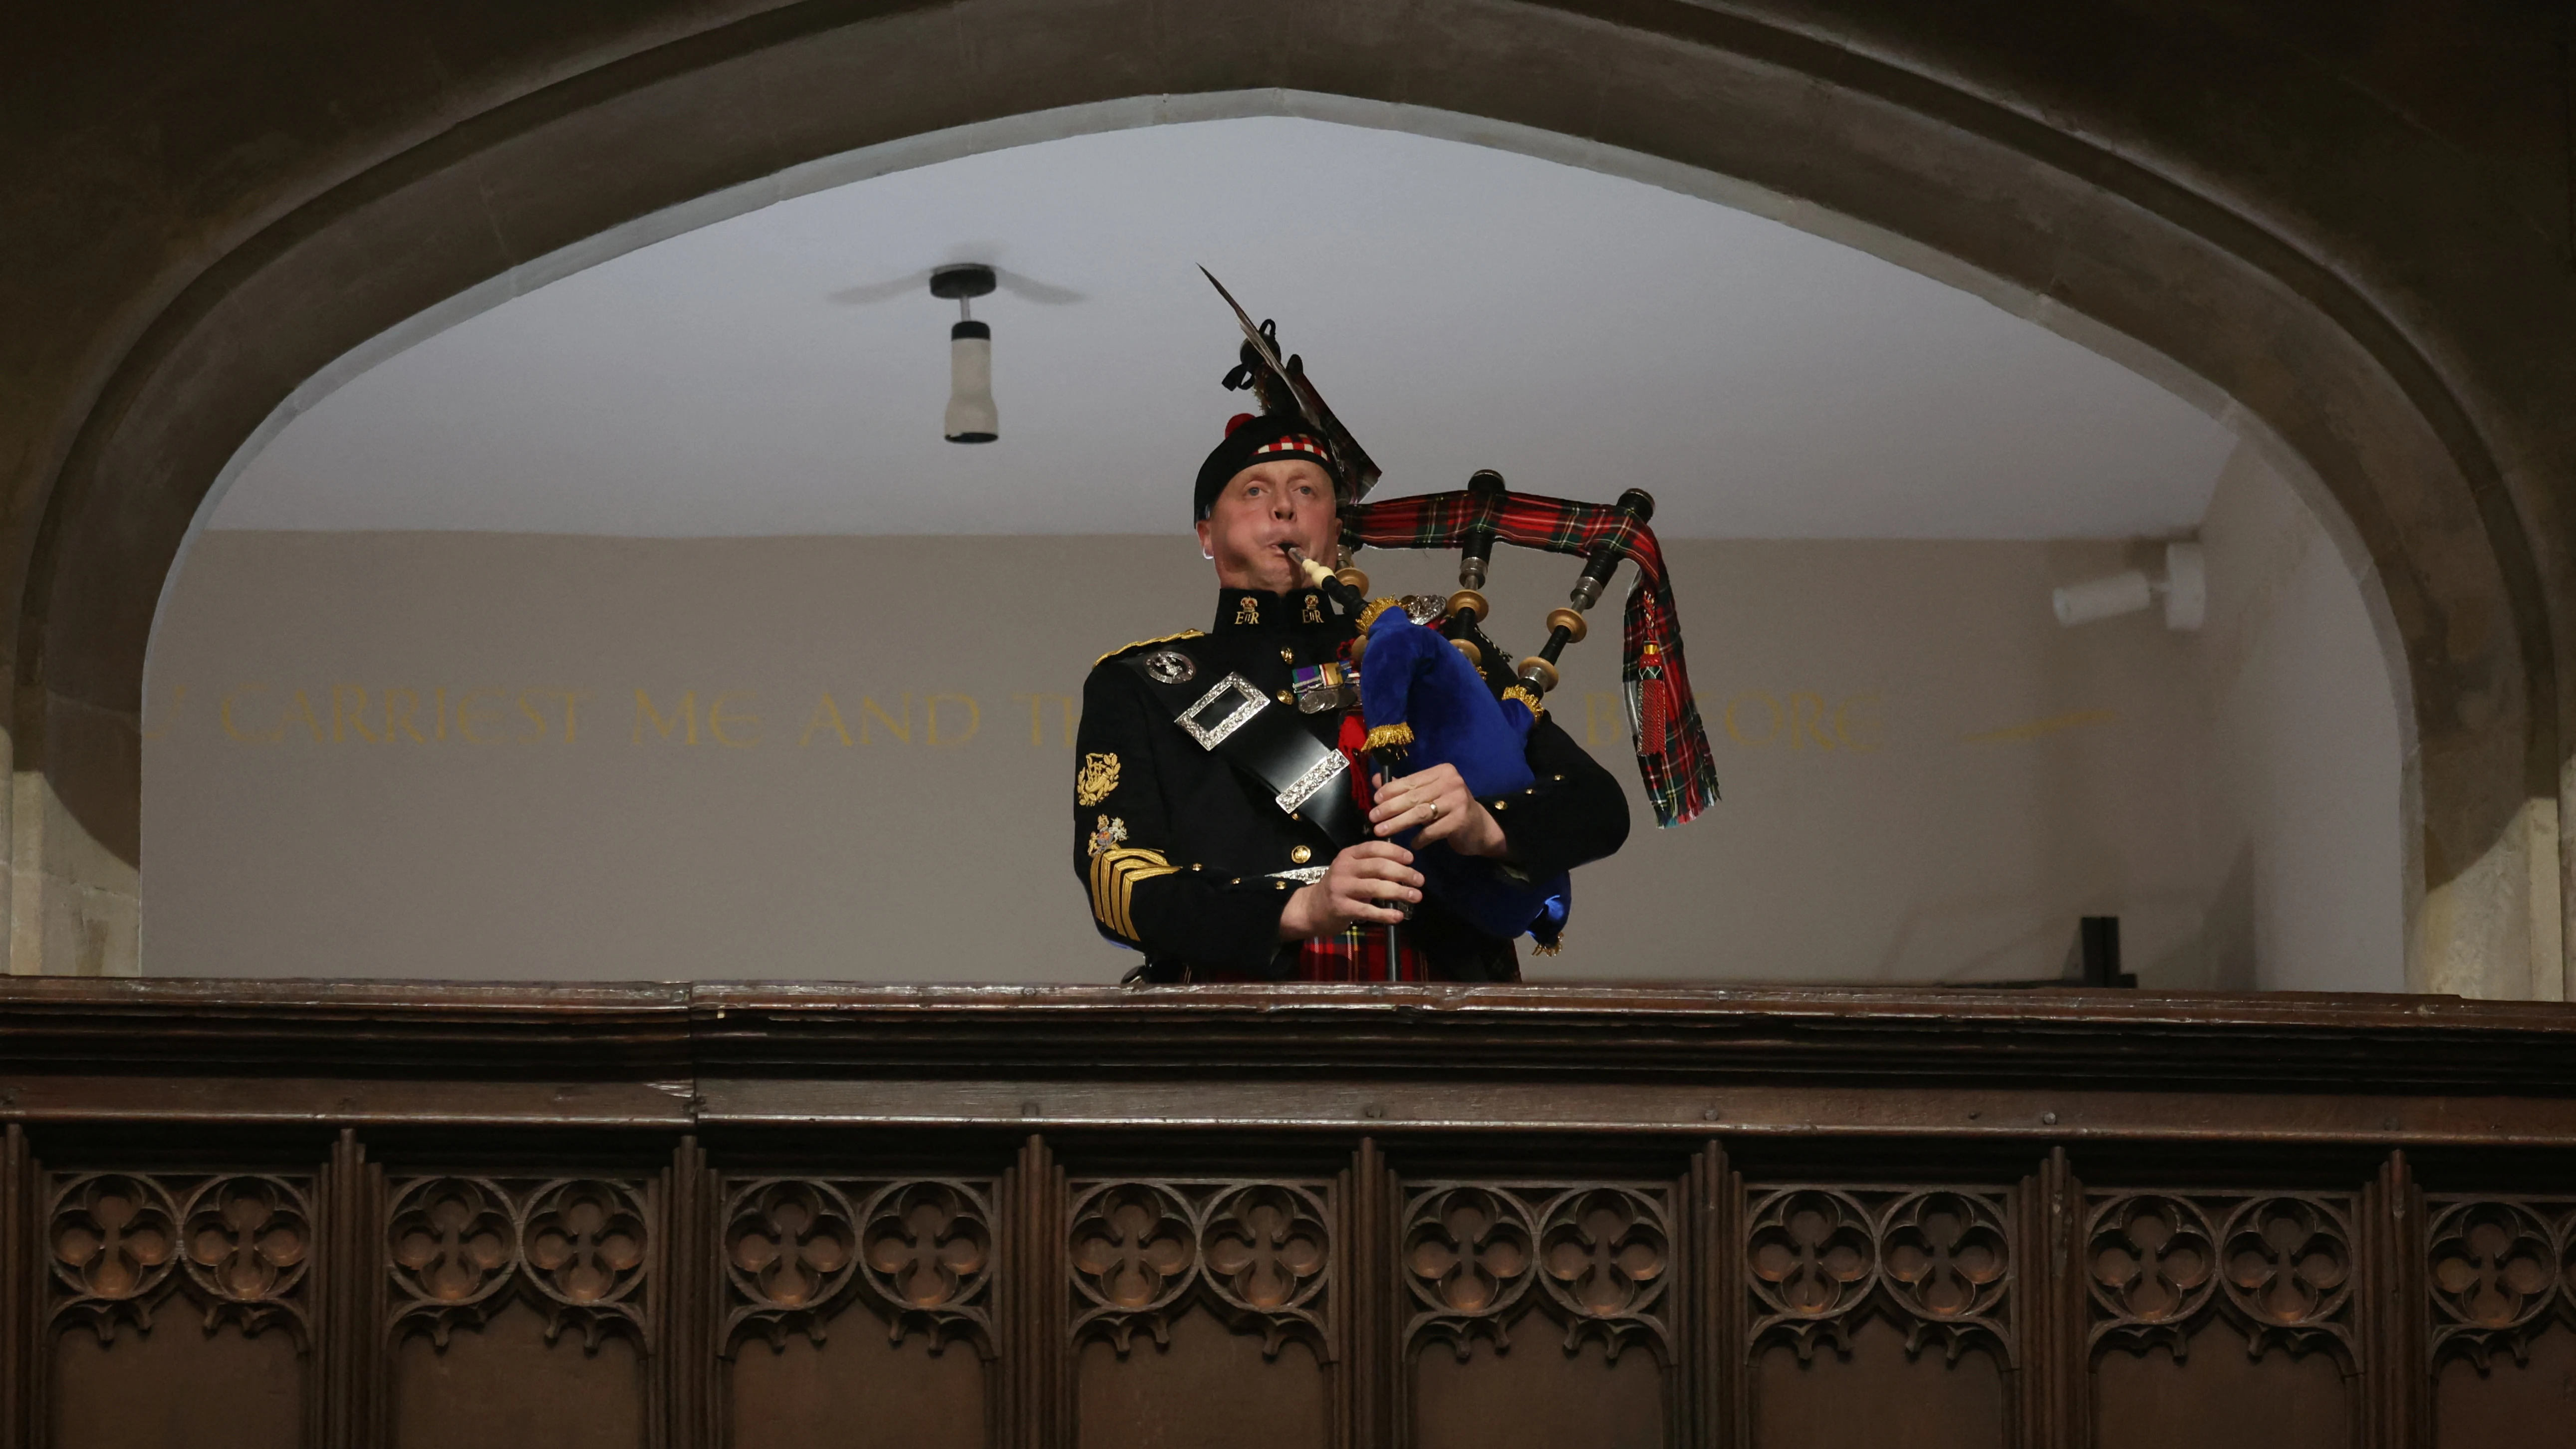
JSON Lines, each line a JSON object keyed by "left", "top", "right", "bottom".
{"left": 1093, "top": 629, "right": 1206, "bottom": 669}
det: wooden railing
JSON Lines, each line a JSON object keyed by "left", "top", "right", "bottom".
{"left": 4, "top": 979, "right": 2574, "bottom": 1449}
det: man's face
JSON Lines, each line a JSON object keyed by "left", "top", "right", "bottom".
{"left": 1195, "top": 458, "right": 1339, "bottom": 593}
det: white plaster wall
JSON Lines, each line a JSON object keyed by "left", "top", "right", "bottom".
{"left": 2187, "top": 443, "right": 2407, "bottom": 991}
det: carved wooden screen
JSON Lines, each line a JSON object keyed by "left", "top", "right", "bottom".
{"left": 1402, "top": 1179, "right": 1675, "bottom": 1449}
{"left": 721, "top": 1176, "right": 997, "bottom": 1449}
{"left": 2081, "top": 1188, "right": 2362, "bottom": 1449}
{"left": 6, "top": 980, "right": 2576, "bottom": 1449}
{"left": 1742, "top": 1183, "right": 2018, "bottom": 1449}
{"left": 2421, "top": 1196, "right": 2576, "bottom": 1448}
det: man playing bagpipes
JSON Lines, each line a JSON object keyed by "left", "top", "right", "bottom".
{"left": 1072, "top": 277, "right": 1719, "bottom": 982}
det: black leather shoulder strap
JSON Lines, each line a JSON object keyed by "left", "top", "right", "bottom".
{"left": 1119, "top": 648, "right": 1362, "bottom": 850}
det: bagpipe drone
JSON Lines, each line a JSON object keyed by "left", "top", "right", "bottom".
{"left": 1201, "top": 271, "right": 1721, "bottom": 948}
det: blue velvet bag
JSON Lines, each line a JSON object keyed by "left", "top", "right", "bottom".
{"left": 1358, "top": 609, "right": 1571, "bottom": 946}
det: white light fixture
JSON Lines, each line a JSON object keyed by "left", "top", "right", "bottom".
{"left": 2053, "top": 541, "right": 2205, "bottom": 630}
{"left": 932, "top": 263, "right": 998, "bottom": 443}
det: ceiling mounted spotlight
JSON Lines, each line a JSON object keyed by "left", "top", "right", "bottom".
{"left": 932, "top": 263, "right": 998, "bottom": 444}
{"left": 2053, "top": 541, "right": 2206, "bottom": 630}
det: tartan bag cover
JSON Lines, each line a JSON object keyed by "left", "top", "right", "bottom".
{"left": 1343, "top": 488, "right": 1721, "bottom": 827}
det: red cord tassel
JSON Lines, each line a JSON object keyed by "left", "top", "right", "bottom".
{"left": 1638, "top": 644, "right": 1671, "bottom": 756}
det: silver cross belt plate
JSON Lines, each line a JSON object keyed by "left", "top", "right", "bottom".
{"left": 1177, "top": 673, "right": 1269, "bottom": 750}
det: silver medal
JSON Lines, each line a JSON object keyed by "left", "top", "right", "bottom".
{"left": 1142, "top": 648, "right": 1198, "bottom": 685}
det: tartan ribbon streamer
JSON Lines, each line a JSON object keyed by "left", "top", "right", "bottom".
{"left": 1344, "top": 488, "right": 1720, "bottom": 827}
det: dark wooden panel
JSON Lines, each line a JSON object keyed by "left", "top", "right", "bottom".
{"left": 1414, "top": 1337, "right": 1664, "bottom": 1449}
{"left": 2084, "top": 1190, "right": 2360, "bottom": 1449}
{"left": 2094, "top": 1342, "right": 2348, "bottom": 1449}
{"left": 392, "top": 1299, "right": 643, "bottom": 1449}
{"left": 52, "top": 1321, "right": 302, "bottom": 1449}
{"left": 2434, "top": 1327, "right": 2576, "bottom": 1449}
{"left": 1075, "top": 1312, "right": 1330, "bottom": 1449}
{"left": 1752, "top": 1315, "right": 2004, "bottom": 1449}
{"left": 729, "top": 1329, "right": 985, "bottom": 1449}
{"left": 15, "top": 984, "right": 2576, "bottom": 1449}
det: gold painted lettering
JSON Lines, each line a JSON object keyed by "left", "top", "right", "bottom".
{"left": 332, "top": 685, "right": 379, "bottom": 743}
{"left": 140, "top": 684, "right": 189, "bottom": 742}
{"left": 1584, "top": 691, "right": 1623, "bottom": 746}
{"left": 220, "top": 684, "right": 284, "bottom": 743}
{"left": 382, "top": 688, "right": 426, "bottom": 743}
{"left": 1014, "top": 692, "right": 1076, "bottom": 747}
{"left": 710, "top": 692, "right": 760, "bottom": 748}
{"left": 1835, "top": 695, "right": 1884, "bottom": 752}
{"left": 634, "top": 690, "right": 698, "bottom": 745}
{"left": 516, "top": 690, "right": 549, "bottom": 744}
{"left": 282, "top": 689, "right": 327, "bottom": 743}
{"left": 1724, "top": 691, "right": 1782, "bottom": 746}
{"left": 927, "top": 694, "right": 980, "bottom": 747}
{"left": 558, "top": 691, "right": 592, "bottom": 744}
{"left": 800, "top": 694, "right": 854, "bottom": 747}
{"left": 1790, "top": 693, "right": 1835, "bottom": 750}
{"left": 458, "top": 689, "right": 509, "bottom": 744}
{"left": 858, "top": 695, "right": 910, "bottom": 744}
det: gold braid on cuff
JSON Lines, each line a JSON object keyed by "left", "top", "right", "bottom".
{"left": 1089, "top": 847, "right": 1178, "bottom": 943}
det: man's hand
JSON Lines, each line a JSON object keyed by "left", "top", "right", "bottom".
{"left": 1369, "top": 763, "right": 1510, "bottom": 859}
{"left": 1279, "top": 842, "right": 1422, "bottom": 939}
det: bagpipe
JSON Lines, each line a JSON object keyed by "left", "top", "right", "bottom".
{"left": 1205, "top": 272, "right": 1721, "bottom": 948}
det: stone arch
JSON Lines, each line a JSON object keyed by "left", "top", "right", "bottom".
{"left": 21, "top": 0, "right": 2561, "bottom": 986}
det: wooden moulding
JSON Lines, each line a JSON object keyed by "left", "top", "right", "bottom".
{"left": 0, "top": 980, "right": 2575, "bottom": 1139}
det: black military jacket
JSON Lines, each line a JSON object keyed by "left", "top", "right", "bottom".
{"left": 1072, "top": 584, "right": 1631, "bottom": 980}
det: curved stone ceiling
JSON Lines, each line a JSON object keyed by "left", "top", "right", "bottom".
{"left": 210, "top": 115, "right": 2238, "bottom": 539}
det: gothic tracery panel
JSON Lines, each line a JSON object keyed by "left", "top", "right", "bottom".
{"left": 1069, "top": 1178, "right": 1335, "bottom": 1361}
{"left": 722, "top": 1177, "right": 997, "bottom": 1356}
{"left": 2425, "top": 1197, "right": 2573, "bottom": 1371}
{"left": 386, "top": 1175, "right": 651, "bottom": 1353}
{"left": 50, "top": 1171, "right": 312, "bottom": 1345}
{"left": 1745, "top": 1184, "right": 2012, "bottom": 1365}
{"left": 1404, "top": 1181, "right": 1672, "bottom": 1363}
{"left": 2085, "top": 1190, "right": 2356, "bottom": 1369}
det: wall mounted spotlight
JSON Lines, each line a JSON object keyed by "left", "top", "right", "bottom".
{"left": 932, "top": 263, "right": 998, "bottom": 443}
{"left": 2053, "top": 541, "right": 2206, "bottom": 630}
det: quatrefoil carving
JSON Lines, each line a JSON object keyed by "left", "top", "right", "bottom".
{"left": 859, "top": 1181, "right": 995, "bottom": 1353}
{"left": 387, "top": 1176, "right": 651, "bottom": 1354}
{"left": 1747, "top": 1189, "right": 1877, "bottom": 1361}
{"left": 1068, "top": 1180, "right": 1334, "bottom": 1361}
{"left": 2220, "top": 1197, "right": 2352, "bottom": 1359}
{"left": 722, "top": 1179, "right": 996, "bottom": 1357}
{"left": 522, "top": 1180, "right": 650, "bottom": 1351}
{"left": 388, "top": 1178, "right": 517, "bottom": 1348}
{"left": 2085, "top": 1192, "right": 2353, "bottom": 1367}
{"left": 1202, "top": 1185, "right": 1330, "bottom": 1357}
{"left": 50, "top": 1174, "right": 181, "bottom": 1341}
{"left": 1880, "top": 1192, "right": 2010, "bottom": 1362}
{"left": 48, "top": 1173, "right": 314, "bottom": 1346}
{"left": 1536, "top": 1188, "right": 1670, "bottom": 1362}
{"left": 1404, "top": 1187, "right": 1539, "bottom": 1359}
{"left": 2428, "top": 1200, "right": 2562, "bottom": 1370}
{"left": 1070, "top": 1183, "right": 1197, "bottom": 1354}
{"left": 1747, "top": 1186, "right": 2015, "bottom": 1365}
{"left": 180, "top": 1176, "right": 312, "bottom": 1339}
{"left": 726, "top": 1179, "right": 859, "bottom": 1350}
{"left": 2088, "top": 1194, "right": 2218, "bottom": 1358}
